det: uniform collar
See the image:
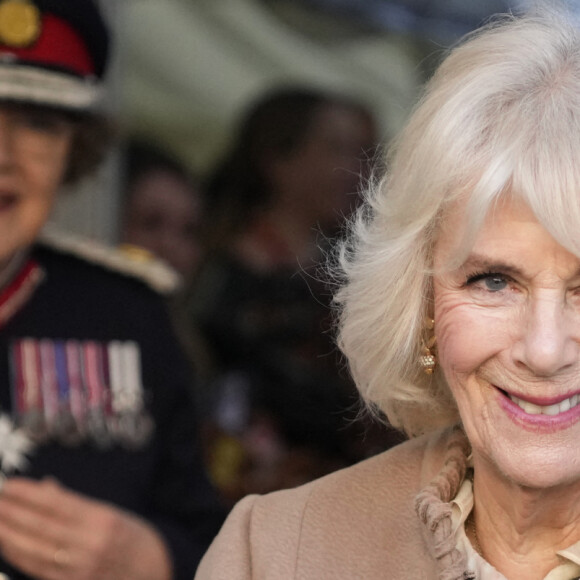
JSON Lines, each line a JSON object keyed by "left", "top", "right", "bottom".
{"left": 0, "top": 251, "right": 44, "bottom": 329}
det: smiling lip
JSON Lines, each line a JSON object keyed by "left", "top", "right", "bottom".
{"left": 506, "top": 391, "right": 580, "bottom": 416}
{"left": 497, "top": 386, "right": 580, "bottom": 431}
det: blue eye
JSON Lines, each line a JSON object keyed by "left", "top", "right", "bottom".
{"left": 466, "top": 272, "right": 509, "bottom": 292}
{"left": 483, "top": 276, "right": 507, "bottom": 292}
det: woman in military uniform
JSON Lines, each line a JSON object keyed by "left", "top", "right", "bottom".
{"left": 0, "top": 1, "right": 225, "bottom": 579}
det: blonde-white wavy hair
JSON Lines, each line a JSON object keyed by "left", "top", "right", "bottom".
{"left": 335, "top": 5, "right": 580, "bottom": 437}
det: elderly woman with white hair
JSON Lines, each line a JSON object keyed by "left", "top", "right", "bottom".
{"left": 195, "top": 6, "right": 580, "bottom": 580}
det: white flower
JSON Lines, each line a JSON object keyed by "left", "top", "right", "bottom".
{"left": 0, "top": 414, "right": 33, "bottom": 474}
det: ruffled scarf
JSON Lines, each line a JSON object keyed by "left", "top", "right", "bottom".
{"left": 415, "top": 426, "right": 475, "bottom": 580}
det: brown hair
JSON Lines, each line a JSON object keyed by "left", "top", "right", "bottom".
{"left": 64, "top": 112, "right": 117, "bottom": 184}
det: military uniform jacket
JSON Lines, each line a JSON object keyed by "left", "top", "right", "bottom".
{"left": 0, "top": 239, "right": 225, "bottom": 580}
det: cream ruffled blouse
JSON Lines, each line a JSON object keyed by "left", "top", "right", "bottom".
{"left": 451, "top": 478, "right": 580, "bottom": 580}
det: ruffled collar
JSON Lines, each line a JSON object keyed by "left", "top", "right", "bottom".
{"left": 415, "top": 426, "right": 474, "bottom": 580}
{"left": 415, "top": 426, "right": 580, "bottom": 580}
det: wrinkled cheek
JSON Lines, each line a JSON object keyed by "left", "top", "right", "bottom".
{"left": 436, "top": 336, "right": 470, "bottom": 404}
{"left": 434, "top": 317, "right": 489, "bottom": 412}
{"left": 435, "top": 316, "right": 480, "bottom": 377}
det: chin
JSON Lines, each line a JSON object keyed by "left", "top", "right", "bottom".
{"left": 464, "top": 396, "right": 580, "bottom": 491}
{"left": 482, "top": 441, "right": 580, "bottom": 492}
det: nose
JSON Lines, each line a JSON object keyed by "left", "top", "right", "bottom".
{"left": 513, "top": 295, "right": 580, "bottom": 376}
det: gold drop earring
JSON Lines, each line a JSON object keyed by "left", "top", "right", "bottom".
{"left": 419, "top": 318, "right": 437, "bottom": 375}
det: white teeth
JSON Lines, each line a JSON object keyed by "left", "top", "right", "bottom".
{"left": 509, "top": 393, "right": 580, "bottom": 416}
{"left": 543, "top": 403, "right": 561, "bottom": 416}
{"left": 524, "top": 400, "right": 542, "bottom": 415}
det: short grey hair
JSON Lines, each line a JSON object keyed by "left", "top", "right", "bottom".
{"left": 334, "top": 6, "right": 580, "bottom": 436}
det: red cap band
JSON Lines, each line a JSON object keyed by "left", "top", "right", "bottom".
{"left": 0, "top": 14, "right": 94, "bottom": 77}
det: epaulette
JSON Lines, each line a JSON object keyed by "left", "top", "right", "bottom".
{"left": 38, "top": 226, "right": 181, "bottom": 295}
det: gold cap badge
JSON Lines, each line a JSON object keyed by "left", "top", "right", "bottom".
{"left": 0, "top": 0, "right": 41, "bottom": 48}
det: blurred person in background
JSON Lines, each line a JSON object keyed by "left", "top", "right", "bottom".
{"left": 0, "top": 1, "right": 225, "bottom": 578}
{"left": 192, "top": 86, "right": 403, "bottom": 503}
{"left": 118, "top": 137, "right": 216, "bottom": 396}
{"left": 119, "top": 139, "right": 205, "bottom": 291}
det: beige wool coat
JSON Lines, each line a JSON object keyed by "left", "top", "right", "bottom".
{"left": 195, "top": 426, "right": 474, "bottom": 580}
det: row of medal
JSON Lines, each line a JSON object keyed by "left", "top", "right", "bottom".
{"left": 10, "top": 338, "right": 154, "bottom": 449}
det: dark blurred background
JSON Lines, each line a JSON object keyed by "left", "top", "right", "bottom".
{"left": 50, "top": 0, "right": 534, "bottom": 240}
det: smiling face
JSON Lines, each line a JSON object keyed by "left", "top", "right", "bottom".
{"left": 0, "top": 104, "right": 74, "bottom": 266}
{"left": 433, "top": 196, "right": 580, "bottom": 490}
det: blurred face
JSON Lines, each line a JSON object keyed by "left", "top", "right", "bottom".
{"left": 270, "top": 103, "right": 376, "bottom": 229}
{"left": 433, "top": 197, "right": 580, "bottom": 490}
{"left": 0, "top": 104, "right": 74, "bottom": 266}
{"left": 121, "top": 169, "right": 203, "bottom": 281}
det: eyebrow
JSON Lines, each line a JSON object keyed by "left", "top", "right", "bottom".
{"left": 460, "top": 252, "right": 580, "bottom": 280}
{"left": 459, "top": 254, "right": 526, "bottom": 278}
